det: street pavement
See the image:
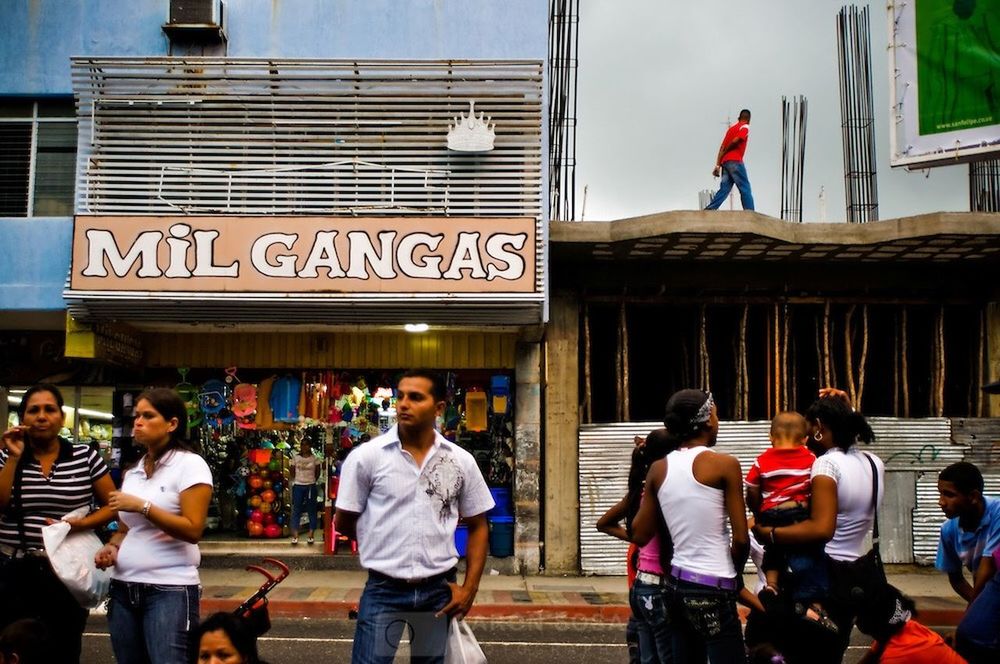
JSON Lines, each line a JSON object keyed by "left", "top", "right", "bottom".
{"left": 82, "top": 615, "right": 901, "bottom": 663}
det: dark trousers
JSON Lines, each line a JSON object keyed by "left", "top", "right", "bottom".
{"left": 0, "top": 553, "right": 88, "bottom": 664}
{"left": 665, "top": 576, "right": 745, "bottom": 664}
{"left": 758, "top": 506, "right": 829, "bottom": 602}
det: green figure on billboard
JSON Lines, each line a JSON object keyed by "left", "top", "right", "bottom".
{"left": 918, "top": 0, "right": 1000, "bottom": 135}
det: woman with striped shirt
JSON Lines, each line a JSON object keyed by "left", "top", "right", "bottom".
{"left": 0, "top": 384, "right": 117, "bottom": 664}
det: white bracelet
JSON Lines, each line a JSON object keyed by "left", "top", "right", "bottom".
{"left": 141, "top": 500, "right": 151, "bottom": 518}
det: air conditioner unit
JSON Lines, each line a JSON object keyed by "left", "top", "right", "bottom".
{"left": 163, "top": 0, "right": 225, "bottom": 43}
{"left": 169, "top": 0, "right": 221, "bottom": 26}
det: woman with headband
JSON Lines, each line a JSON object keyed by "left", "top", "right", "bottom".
{"left": 632, "top": 389, "right": 749, "bottom": 663}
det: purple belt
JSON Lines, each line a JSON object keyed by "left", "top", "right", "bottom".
{"left": 670, "top": 565, "right": 737, "bottom": 591}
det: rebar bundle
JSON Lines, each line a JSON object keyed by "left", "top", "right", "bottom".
{"left": 836, "top": 5, "right": 879, "bottom": 223}
{"left": 970, "top": 159, "right": 1000, "bottom": 212}
{"left": 780, "top": 96, "right": 808, "bottom": 222}
{"left": 548, "top": 0, "right": 580, "bottom": 221}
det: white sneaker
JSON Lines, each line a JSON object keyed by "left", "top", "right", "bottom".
{"left": 291, "top": 536, "right": 299, "bottom": 545}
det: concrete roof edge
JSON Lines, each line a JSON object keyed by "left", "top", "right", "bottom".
{"left": 550, "top": 211, "right": 1000, "bottom": 245}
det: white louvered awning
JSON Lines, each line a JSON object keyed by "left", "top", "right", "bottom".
{"left": 67, "top": 58, "right": 545, "bottom": 325}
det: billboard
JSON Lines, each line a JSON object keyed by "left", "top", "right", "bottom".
{"left": 888, "top": 0, "right": 1000, "bottom": 168}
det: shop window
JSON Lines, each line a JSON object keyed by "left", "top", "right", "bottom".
{"left": 0, "top": 99, "right": 77, "bottom": 217}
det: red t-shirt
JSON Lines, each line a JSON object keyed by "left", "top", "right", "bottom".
{"left": 720, "top": 121, "right": 750, "bottom": 163}
{"left": 871, "top": 620, "right": 967, "bottom": 663}
{"left": 745, "top": 446, "right": 816, "bottom": 512}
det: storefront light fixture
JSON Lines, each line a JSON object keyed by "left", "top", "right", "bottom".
{"left": 404, "top": 323, "right": 430, "bottom": 333}
{"left": 6, "top": 395, "right": 114, "bottom": 421}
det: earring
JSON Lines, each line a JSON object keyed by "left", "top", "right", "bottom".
{"left": 814, "top": 431, "right": 823, "bottom": 441}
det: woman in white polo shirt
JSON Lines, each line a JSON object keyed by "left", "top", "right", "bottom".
{"left": 95, "top": 388, "right": 213, "bottom": 664}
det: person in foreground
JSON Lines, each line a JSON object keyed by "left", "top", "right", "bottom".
{"left": 189, "top": 613, "right": 269, "bottom": 664}
{"left": 0, "top": 619, "right": 53, "bottom": 664}
{"left": 334, "top": 370, "right": 495, "bottom": 664}
{"left": 633, "top": 389, "right": 749, "bottom": 664}
{"left": 95, "top": 388, "right": 214, "bottom": 664}
{"left": 751, "top": 389, "right": 885, "bottom": 664}
{"left": 935, "top": 461, "right": 1000, "bottom": 663}
{"left": 855, "top": 584, "right": 966, "bottom": 663}
{"left": 0, "top": 384, "right": 116, "bottom": 664}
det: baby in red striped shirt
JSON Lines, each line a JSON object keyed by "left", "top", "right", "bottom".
{"left": 746, "top": 412, "right": 835, "bottom": 632}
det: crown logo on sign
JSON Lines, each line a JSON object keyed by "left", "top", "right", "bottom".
{"left": 447, "top": 101, "right": 496, "bottom": 153}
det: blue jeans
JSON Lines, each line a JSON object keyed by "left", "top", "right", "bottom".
{"left": 292, "top": 483, "right": 318, "bottom": 534}
{"left": 665, "top": 576, "right": 746, "bottom": 664}
{"left": 705, "top": 161, "right": 754, "bottom": 211}
{"left": 630, "top": 579, "right": 673, "bottom": 664}
{"left": 956, "top": 573, "right": 1000, "bottom": 663}
{"left": 107, "top": 579, "right": 200, "bottom": 664}
{"left": 759, "top": 506, "right": 829, "bottom": 602}
{"left": 351, "top": 570, "right": 455, "bottom": 664}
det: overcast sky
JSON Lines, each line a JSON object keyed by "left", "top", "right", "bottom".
{"left": 574, "top": 1, "right": 968, "bottom": 222}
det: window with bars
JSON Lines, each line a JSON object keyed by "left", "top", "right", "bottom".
{"left": 0, "top": 99, "right": 77, "bottom": 217}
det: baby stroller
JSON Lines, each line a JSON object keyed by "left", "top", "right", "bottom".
{"left": 233, "top": 557, "right": 290, "bottom": 636}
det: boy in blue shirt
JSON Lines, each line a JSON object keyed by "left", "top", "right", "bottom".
{"left": 936, "top": 461, "right": 1000, "bottom": 663}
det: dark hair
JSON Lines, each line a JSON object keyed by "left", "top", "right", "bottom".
{"left": 804, "top": 396, "right": 874, "bottom": 450}
{"left": 0, "top": 619, "right": 53, "bottom": 663}
{"left": 739, "top": 108, "right": 751, "bottom": 120}
{"left": 855, "top": 585, "right": 917, "bottom": 643}
{"left": 939, "top": 461, "right": 984, "bottom": 495}
{"left": 663, "top": 389, "right": 713, "bottom": 447}
{"left": 16, "top": 384, "right": 64, "bottom": 420}
{"left": 135, "top": 387, "right": 198, "bottom": 456}
{"left": 189, "top": 612, "right": 266, "bottom": 664}
{"left": 399, "top": 369, "right": 447, "bottom": 402}
{"left": 624, "top": 428, "right": 674, "bottom": 535}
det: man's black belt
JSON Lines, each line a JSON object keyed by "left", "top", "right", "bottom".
{"left": 368, "top": 568, "right": 457, "bottom": 587}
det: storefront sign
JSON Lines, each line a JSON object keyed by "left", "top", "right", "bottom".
{"left": 70, "top": 216, "right": 536, "bottom": 294}
{"left": 65, "top": 314, "right": 143, "bottom": 365}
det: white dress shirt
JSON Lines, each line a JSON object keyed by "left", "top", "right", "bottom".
{"left": 336, "top": 425, "right": 495, "bottom": 580}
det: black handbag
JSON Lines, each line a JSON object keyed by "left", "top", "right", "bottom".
{"left": 828, "top": 453, "right": 887, "bottom": 608}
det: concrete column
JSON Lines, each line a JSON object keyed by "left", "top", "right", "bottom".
{"left": 513, "top": 340, "right": 542, "bottom": 574}
{"left": 543, "top": 292, "right": 580, "bottom": 573}
{"left": 989, "top": 302, "right": 1000, "bottom": 416}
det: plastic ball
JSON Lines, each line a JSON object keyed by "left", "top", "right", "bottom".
{"left": 259, "top": 469, "right": 270, "bottom": 480}
{"left": 248, "top": 496, "right": 262, "bottom": 508}
{"left": 248, "top": 476, "right": 263, "bottom": 490}
{"left": 268, "top": 460, "right": 280, "bottom": 471}
{"left": 249, "top": 510, "right": 264, "bottom": 524}
{"left": 264, "top": 524, "right": 282, "bottom": 538}
{"left": 248, "top": 522, "right": 264, "bottom": 537}
{"left": 250, "top": 464, "right": 260, "bottom": 473}
{"left": 261, "top": 490, "right": 276, "bottom": 504}
{"left": 271, "top": 482, "right": 283, "bottom": 493}
{"left": 260, "top": 502, "right": 272, "bottom": 514}
{"left": 244, "top": 507, "right": 255, "bottom": 518}
{"left": 262, "top": 513, "right": 276, "bottom": 527}
{"left": 275, "top": 514, "right": 286, "bottom": 526}
{"left": 263, "top": 480, "right": 273, "bottom": 490}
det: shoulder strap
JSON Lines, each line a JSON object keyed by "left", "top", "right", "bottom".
{"left": 11, "top": 457, "right": 29, "bottom": 552}
{"left": 863, "top": 452, "right": 880, "bottom": 553}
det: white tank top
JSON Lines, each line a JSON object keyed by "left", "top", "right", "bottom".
{"left": 657, "top": 446, "right": 736, "bottom": 579}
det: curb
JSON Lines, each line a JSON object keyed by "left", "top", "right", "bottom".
{"left": 201, "top": 598, "right": 966, "bottom": 626}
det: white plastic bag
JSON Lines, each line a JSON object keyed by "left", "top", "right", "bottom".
{"left": 41, "top": 507, "right": 111, "bottom": 608}
{"left": 444, "top": 618, "right": 487, "bottom": 664}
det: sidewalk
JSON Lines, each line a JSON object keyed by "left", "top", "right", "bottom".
{"left": 197, "top": 562, "right": 968, "bottom": 625}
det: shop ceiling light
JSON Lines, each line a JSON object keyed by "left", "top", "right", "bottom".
{"left": 404, "top": 323, "right": 430, "bottom": 333}
{"left": 6, "top": 396, "right": 114, "bottom": 421}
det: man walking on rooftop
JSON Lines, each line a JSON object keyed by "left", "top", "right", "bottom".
{"left": 705, "top": 109, "right": 755, "bottom": 211}
{"left": 335, "top": 369, "right": 494, "bottom": 664}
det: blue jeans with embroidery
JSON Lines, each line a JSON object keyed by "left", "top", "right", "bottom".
{"left": 630, "top": 578, "right": 673, "bottom": 663}
{"left": 351, "top": 570, "right": 455, "bottom": 664}
{"left": 705, "top": 160, "right": 754, "bottom": 211}
{"left": 107, "top": 579, "right": 200, "bottom": 664}
{"left": 291, "top": 483, "right": 318, "bottom": 534}
{"left": 665, "top": 576, "right": 746, "bottom": 664}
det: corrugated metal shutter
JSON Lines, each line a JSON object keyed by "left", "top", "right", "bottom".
{"left": 579, "top": 418, "right": 965, "bottom": 575}
{"left": 70, "top": 58, "right": 543, "bottom": 219}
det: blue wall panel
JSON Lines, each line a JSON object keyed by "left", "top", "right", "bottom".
{"left": 0, "top": 218, "right": 73, "bottom": 311}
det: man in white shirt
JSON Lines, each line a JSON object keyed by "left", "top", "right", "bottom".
{"left": 335, "top": 370, "right": 494, "bottom": 664}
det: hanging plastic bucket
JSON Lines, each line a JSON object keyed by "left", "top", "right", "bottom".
{"left": 487, "top": 516, "right": 515, "bottom": 557}
{"left": 454, "top": 523, "right": 470, "bottom": 558}
{"left": 487, "top": 488, "right": 513, "bottom": 517}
